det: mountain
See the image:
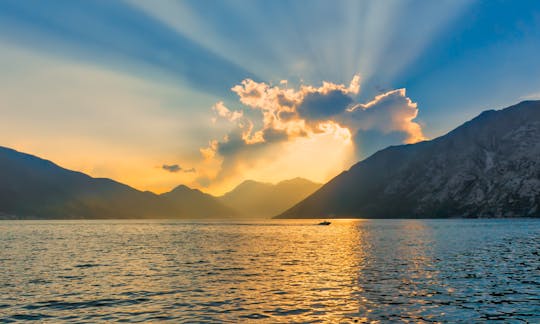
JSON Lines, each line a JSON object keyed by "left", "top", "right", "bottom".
{"left": 0, "top": 146, "right": 234, "bottom": 219}
{"left": 161, "top": 185, "right": 238, "bottom": 218}
{"left": 277, "top": 100, "right": 540, "bottom": 218}
{"left": 219, "top": 178, "right": 321, "bottom": 218}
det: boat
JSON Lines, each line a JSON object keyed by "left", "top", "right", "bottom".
{"left": 317, "top": 221, "right": 331, "bottom": 225}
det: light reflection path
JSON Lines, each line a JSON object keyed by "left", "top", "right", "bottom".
{"left": 0, "top": 219, "right": 539, "bottom": 322}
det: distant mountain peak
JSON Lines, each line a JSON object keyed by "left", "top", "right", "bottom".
{"left": 168, "top": 184, "right": 201, "bottom": 194}
{"left": 230, "top": 177, "right": 318, "bottom": 191}
{"left": 276, "top": 177, "right": 318, "bottom": 186}
{"left": 236, "top": 179, "right": 272, "bottom": 188}
{"left": 219, "top": 177, "right": 322, "bottom": 218}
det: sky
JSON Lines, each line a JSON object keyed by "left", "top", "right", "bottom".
{"left": 1, "top": 0, "right": 540, "bottom": 195}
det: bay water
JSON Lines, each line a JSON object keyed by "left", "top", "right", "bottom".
{"left": 1, "top": 219, "right": 539, "bottom": 322}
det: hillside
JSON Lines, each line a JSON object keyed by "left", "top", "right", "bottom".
{"left": 277, "top": 100, "right": 540, "bottom": 218}
{"left": 0, "top": 147, "right": 234, "bottom": 219}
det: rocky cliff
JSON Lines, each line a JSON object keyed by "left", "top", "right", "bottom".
{"left": 277, "top": 100, "right": 540, "bottom": 218}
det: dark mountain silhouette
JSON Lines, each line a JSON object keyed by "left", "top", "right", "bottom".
{"left": 0, "top": 147, "right": 235, "bottom": 219}
{"left": 277, "top": 100, "right": 540, "bottom": 218}
{"left": 161, "top": 185, "right": 238, "bottom": 218}
{"left": 219, "top": 178, "right": 321, "bottom": 218}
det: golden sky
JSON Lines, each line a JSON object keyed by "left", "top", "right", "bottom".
{"left": 2, "top": 0, "right": 540, "bottom": 195}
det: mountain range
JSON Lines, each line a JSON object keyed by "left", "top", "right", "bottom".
{"left": 277, "top": 100, "right": 540, "bottom": 218}
{"left": 0, "top": 146, "right": 318, "bottom": 219}
{"left": 2, "top": 100, "right": 539, "bottom": 219}
{"left": 0, "top": 146, "right": 168, "bottom": 219}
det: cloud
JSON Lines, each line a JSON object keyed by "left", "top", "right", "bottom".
{"left": 520, "top": 92, "right": 540, "bottom": 100}
{"left": 345, "top": 88, "right": 425, "bottom": 144}
{"left": 162, "top": 164, "right": 196, "bottom": 174}
{"left": 162, "top": 164, "right": 181, "bottom": 173}
{"left": 297, "top": 90, "right": 354, "bottom": 121}
{"left": 201, "top": 74, "right": 425, "bottom": 186}
{"left": 212, "top": 101, "right": 243, "bottom": 121}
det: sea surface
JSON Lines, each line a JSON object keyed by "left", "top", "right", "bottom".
{"left": 0, "top": 219, "right": 539, "bottom": 323}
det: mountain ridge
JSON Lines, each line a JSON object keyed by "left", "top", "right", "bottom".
{"left": 3, "top": 100, "right": 539, "bottom": 219}
{"left": 0, "top": 146, "right": 319, "bottom": 219}
{"left": 160, "top": 184, "right": 238, "bottom": 218}
{"left": 277, "top": 100, "right": 540, "bottom": 218}
{"left": 0, "top": 146, "right": 234, "bottom": 219}
{"left": 218, "top": 177, "right": 321, "bottom": 218}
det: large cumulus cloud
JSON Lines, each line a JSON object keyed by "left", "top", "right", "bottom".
{"left": 344, "top": 88, "right": 425, "bottom": 144}
{"left": 200, "top": 75, "right": 425, "bottom": 185}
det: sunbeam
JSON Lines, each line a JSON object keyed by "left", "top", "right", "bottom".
{"left": 1, "top": 0, "right": 540, "bottom": 194}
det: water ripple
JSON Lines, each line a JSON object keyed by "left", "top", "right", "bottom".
{"left": 0, "top": 219, "right": 539, "bottom": 322}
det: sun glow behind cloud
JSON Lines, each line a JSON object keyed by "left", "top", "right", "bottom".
{"left": 0, "top": 41, "right": 425, "bottom": 195}
{"left": 197, "top": 75, "right": 425, "bottom": 193}
{"left": 4, "top": 0, "right": 540, "bottom": 195}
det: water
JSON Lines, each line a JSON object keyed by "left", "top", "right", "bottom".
{"left": 0, "top": 219, "right": 539, "bottom": 323}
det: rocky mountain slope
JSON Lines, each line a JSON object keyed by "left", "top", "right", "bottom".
{"left": 277, "top": 100, "right": 540, "bottom": 218}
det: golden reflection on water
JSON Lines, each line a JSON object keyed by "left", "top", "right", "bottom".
{"left": 1, "top": 219, "right": 539, "bottom": 322}
{"left": 180, "top": 219, "right": 368, "bottom": 322}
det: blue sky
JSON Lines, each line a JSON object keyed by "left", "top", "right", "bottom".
{"left": 1, "top": 0, "right": 539, "bottom": 193}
